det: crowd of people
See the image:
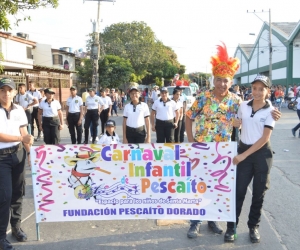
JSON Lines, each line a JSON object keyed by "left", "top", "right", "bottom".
{"left": 3, "top": 41, "right": 300, "bottom": 250}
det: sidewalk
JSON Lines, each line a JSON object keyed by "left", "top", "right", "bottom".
{"left": 12, "top": 107, "right": 299, "bottom": 249}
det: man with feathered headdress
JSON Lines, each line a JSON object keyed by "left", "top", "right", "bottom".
{"left": 185, "top": 42, "right": 281, "bottom": 242}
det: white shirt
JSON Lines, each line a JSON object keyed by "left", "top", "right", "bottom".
{"left": 100, "top": 96, "right": 112, "bottom": 109}
{"left": 0, "top": 103, "right": 28, "bottom": 149}
{"left": 85, "top": 95, "right": 104, "bottom": 110}
{"left": 39, "top": 99, "right": 61, "bottom": 117}
{"left": 15, "top": 92, "right": 36, "bottom": 108}
{"left": 151, "top": 90, "right": 160, "bottom": 102}
{"left": 152, "top": 98, "right": 178, "bottom": 120}
{"left": 123, "top": 102, "right": 150, "bottom": 128}
{"left": 27, "top": 89, "right": 42, "bottom": 107}
{"left": 296, "top": 97, "right": 300, "bottom": 110}
{"left": 238, "top": 100, "right": 275, "bottom": 145}
{"left": 97, "top": 132, "right": 120, "bottom": 145}
{"left": 172, "top": 99, "right": 183, "bottom": 119}
{"left": 288, "top": 90, "right": 295, "bottom": 98}
{"left": 66, "top": 95, "right": 83, "bottom": 113}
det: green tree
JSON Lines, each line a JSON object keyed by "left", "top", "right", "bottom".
{"left": 76, "top": 58, "right": 93, "bottom": 87}
{"left": 0, "top": 0, "right": 58, "bottom": 31}
{"left": 99, "top": 55, "right": 134, "bottom": 89}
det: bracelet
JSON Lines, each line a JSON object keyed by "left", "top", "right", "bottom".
{"left": 27, "top": 152, "right": 30, "bottom": 156}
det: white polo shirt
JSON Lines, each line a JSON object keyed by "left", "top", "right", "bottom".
{"left": 85, "top": 95, "right": 104, "bottom": 110}
{"left": 15, "top": 92, "right": 36, "bottom": 109}
{"left": 27, "top": 89, "right": 42, "bottom": 107}
{"left": 123, "top": 102, "right": 150, "bottom": 128}
{"left": 97, "top": 132, "right": 120, "bottom": 145}
{"left": 39, "top": 99, "right": 61, "bottom": 117}
{"left": 172, "top": 99, "right": 183, "bottom": 118}
{"left": 238, "top": 100, "right": 275, "bottom": 145}
{"left": 152, "top": 98, "right": 178, "bottom": 121}
{"left": 66, "top": 95, "right": 83, "bottom": 113}
{"left": 151, "top": 90, "right": 160, "bottom": 102}
{"left": 100, "top": 96, "right": 112, "bottom": 109}
{"left": 0, "top": 103, "right": 27, "bottom": 149}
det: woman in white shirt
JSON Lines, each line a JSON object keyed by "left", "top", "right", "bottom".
{"left": 226, "top": 75, "right": 276, "bottom": 243}
{"left": 172, "top": 88, "right": 183, "bottom": 143}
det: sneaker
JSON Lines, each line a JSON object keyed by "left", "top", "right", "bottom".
{"left": 0, "top": 238, "right": 15, "bottom": 250}
{"left": 224, "top": 227, "right": 235, "bottom": 242}
{"left": 35, "top": 136, "right": 41, "bottom": 142}
{"left": 292, "top": 129, "right": 296, "bottom": 137}
{"left": 99, "top": 133, "right": 104, "bottom": 137}
{"left": 40, "top": 132, "right": 44, "bottom": 138}
{"left": 89, "top": 137, "right": 93, "bottom": 142}
{"left": 95, "top": 136, "right": 99, "bottom": 142}
{"left": 208, "top": 221, "right": 223, "bottom": 234}
{"left": 187, "top": 224, "right": 200, "bottom": 238}
{"left": 249, "top": 228, "right": 260, "bottom": 243}
{"left": 12, "top": 227, "right": 27, "bottom": 242}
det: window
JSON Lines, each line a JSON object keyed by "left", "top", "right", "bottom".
{"left": 53, "top": 54, "right": 63, "bottom": 65}
{"left": 26, "top": 47, "right": 32, "bottom": 59}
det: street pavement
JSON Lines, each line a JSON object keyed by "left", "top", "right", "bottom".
{"left": 8, "top": 107, "right": 300, "bottom": 250}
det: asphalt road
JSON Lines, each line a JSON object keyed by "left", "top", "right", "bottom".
{"left": 8, "top": 107, "right": 300, "bottom": 250}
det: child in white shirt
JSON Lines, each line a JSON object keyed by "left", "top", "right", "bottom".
{"left": 97, "top": 120, "right": 120, "bottom": 144}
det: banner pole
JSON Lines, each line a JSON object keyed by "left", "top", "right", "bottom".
{"left": 36, "top": 223, "right": 40, "bottom": 241}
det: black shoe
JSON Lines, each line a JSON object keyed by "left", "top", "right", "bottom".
{"left": 249, "top": 228, "right": 260, "bottom": 243}
{"left": 187, "top": 223, "right": 200, "bottom": 238}
{"left": 292, "top": 128, "right": 296, "bottom": 137}
{"left": 83, "top": 141, "right": 88, "bottom": 144}
{"left": 12, "top": 227, "right": 27, "bottom": 242}
{"left": 224, "top": 227, "right": 235, "bottom": 242}
{"left": 0, "top": 238, "right": 15, "bottom": 250}
{"left": 208, "top": 221, "right": 223, "bottom": 234}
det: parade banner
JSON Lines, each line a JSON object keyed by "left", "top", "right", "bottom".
{"left": 31, "top": 142, "right": 237, "bottom": 223}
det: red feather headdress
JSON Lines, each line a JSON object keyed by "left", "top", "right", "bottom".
{"left": 210, "top": 42, "right": 240, "bottom": 79}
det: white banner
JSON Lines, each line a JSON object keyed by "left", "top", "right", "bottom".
{"left": 31, "top": 142, "right": 237, "bottom": 223}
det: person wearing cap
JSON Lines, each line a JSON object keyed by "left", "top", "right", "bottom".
{"left": 99, "top": 88, "right": 112, "bottom": 136}
{"left": 185, "top": 43, "right": 281, "bottom": 242}
{"left": 174, "top": 86, "right": 188, "bottom": 143}
{"left": 226, "top": 74, "right": 276, "bottom": 243}
{"left": 66, "top": 86, "right": 84, "bottom": 144}
{"left": 27, "top": 81, "right": 42, "bottom": 140}
{"left": 110, "top": 88, "right": 118, "bottom": 116}
{"left": 38, "top": 88, "right": 64, "bottom": 145}
{"left": 97, "top": 119, "right": 120, "bottom": 145}
{"left": 123, "top": 87, "right": 151, "bottom": 144}
{"left": 0, "top": 78, "right": 34, "bottom": 250}
{"left": 38, "top": 88, "right": 46, "bottom": 102}
{"left": 172, "top": 88, "right": 184, "bottom": 143}
{"left": 83, "top": 88, "right": 104, "bottom": 144}
{"left": 150, "top": 85, "right": 160, "bottom": 103}
{"left": 14, "top": 83, "right": 38, "bottom": 135}
{"left": 151, "top": 87, "right": 179, "bottom": 143}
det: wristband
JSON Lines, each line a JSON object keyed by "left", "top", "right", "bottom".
{"left": 27, "top": 152, "right": 30, "bottom": 156}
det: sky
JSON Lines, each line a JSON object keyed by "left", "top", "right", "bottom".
{"left": 6, "top": 0, "right": 300, "bottom": 73}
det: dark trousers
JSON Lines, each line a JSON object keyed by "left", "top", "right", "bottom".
{"left": 84, "top": 109, "right": 99, "bottom": 142}
{"left": 126, "top": 126, "right": 146, "bottom": 143}
{"left": 31, "top": 107, "right": 40, "bottom": 137}
{"left": 0, "top": 145, "right": 26, "bottom": 239}
{"left": 67, "top": 113, "right": 82, "bottom": 144}
{"left": 155, "top": 119, "right": 174, "bottom": 143}
{"left": 180, "top": 115, "right": 186, "bottom": 143}
{"left": 227, "top": 142, "right": 273, "bottom": 229}
{"left": 111, "top": 102, "right": 118, "bottom": 115}
{"left": 42, "top": 117, "right": 60, "bottom": 145}
{"left": 100, "top": 108, "right": 109, "bottom": 134}
{"left": 293, "top": 109, "right": 300, "bottom": 133}
{"left": 25, "top": 109, "right": 32, "bottom": 135}
{"left": 174, "top": 119, "right": 182, "bottom": 143}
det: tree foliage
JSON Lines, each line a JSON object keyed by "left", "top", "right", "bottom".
{"left": 99, "top": 55, "right": 134, "bottom": 88}
{"left": 75, "top": 58, "right": 93, "bottom": 87}
{"left": 0, "top": 0, "right": 58, "bottom": 30}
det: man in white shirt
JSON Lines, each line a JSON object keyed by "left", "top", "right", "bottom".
{"left": 151, "top": 85, "right": 160, "bottom": 103}
{"left": 66, "top": 86, "right": 84, "bottom": 144}
{"left": 15, "top": 83, "right": 38, "bottom": 134}
{"left": 27, "top": 81, "right": 42, "bottom": 140}
{"left": 99, "top": 88, "right": 112, "bottom": 135}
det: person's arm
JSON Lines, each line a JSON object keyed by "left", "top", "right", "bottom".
{"left": 65, "top": 105, "right": 69, "bottom": 126}
{"left": 185, "top": 116, "right": 194, "bottom": 142}
{"left": 151, "top": 110, "right": 156, "bottom": 132}
{"left": 271, "top": 109, "right": 281, "bottom": 121}
{"left": 28, "top": 97, "right": 38, "bottom": 108}
{"left": 38, "top": 108, "right": 43, "bottom": 132}
{"left": 58, "top": 110, "right": 64, "bottom": 130}
{"left": 122, "top": 118, "right": 128, "bottom": 143}
{"left": 233, "top": 128, "right": 273, "bottom": 165}
{"left": 174, "top": 109, "right": 179, "bottom": 128}
{"left": 0, "top": 132, "right": 33, "bottom": 144}
{"left": 144, "top": 117, "right": 151, "bottom": 143}
{"left": 78, "top": 105, "right": 84, "bottom": 126}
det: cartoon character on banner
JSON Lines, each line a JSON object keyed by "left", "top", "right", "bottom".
{"left": 64, "top": 151, "right": 111, "bottom": 200}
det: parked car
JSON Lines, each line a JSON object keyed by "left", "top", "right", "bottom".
{"left": 166, "top": 86, "right": 196, "bottom": 110}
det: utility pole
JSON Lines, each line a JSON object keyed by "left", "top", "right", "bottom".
{"left": 84, "top": 0, "right": 115, "bottom": 92}
{"left": 247, "top": 9, "right": 272, "bottom": 83}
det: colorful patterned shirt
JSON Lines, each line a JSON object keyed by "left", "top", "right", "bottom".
{"left": 186, "top": 89, "right": 241, "bottom": 142}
